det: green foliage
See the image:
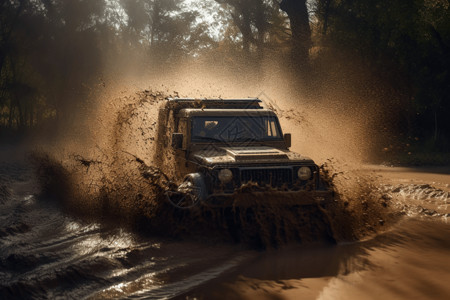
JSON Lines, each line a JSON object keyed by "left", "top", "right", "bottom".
{"left": 314, "top": 0, "right": 450, "bottom": 151}
{"left": 120, "top": 0, "right": 215, "bottom": 61}
{"left": 214, "top": 0, "right": 290, "bottom": 55}
{"left": 0, "top": 0, "right": 217, "bottom": 131}
{"left": 0, "top": 0, "right": 108, "bottom": 129}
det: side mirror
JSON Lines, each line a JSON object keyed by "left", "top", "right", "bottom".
{"left": 172, "top": 133, "right": 183, "bottom": 149}
{"left": 284, "top": 133, "right": 291, "bottom": 148}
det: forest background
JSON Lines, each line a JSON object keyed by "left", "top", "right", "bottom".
{"left": 1, "top": 0, "right": 449, "bottom": 163}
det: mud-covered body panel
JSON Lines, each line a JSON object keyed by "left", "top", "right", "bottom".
{"left": 182, "top": 145, "right": 324, "bottom": 198}
{"left": 190, "top": 146, "right": 314, "bottom": 166}
{"left": 167, "top": 98, "right": 331, "bottom": 204}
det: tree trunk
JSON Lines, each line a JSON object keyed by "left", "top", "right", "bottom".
{"left": 280, "top": 0, "right": 311, "bottom": 69}
{"left": 15, "top": 96, "right": 23, "bottom": 129}
{"left": 322, "top": 0, "right": 331, "bottom": 35}
{"left": 253, "top": 0, "right": 267, "bottom": 62}
{"left": 0, "top": 1, "right": 25, "bottom": 76}
{"left": 231, "top": 8, "right": 252, "bottom": 55}
{"left": 8, "top": 99, "right": 14, "bottom": 129}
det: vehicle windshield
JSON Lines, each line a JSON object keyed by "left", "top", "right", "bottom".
{"left": 191, "top": 116, "right": 283, "bottom": 143}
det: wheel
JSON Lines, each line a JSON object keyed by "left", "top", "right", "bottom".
{"left": 165, "top": 173, "right": 207, "bottom": 209}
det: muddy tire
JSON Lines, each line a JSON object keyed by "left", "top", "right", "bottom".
{"left": 166, "top": 173, "right": 207, "bottom": 209}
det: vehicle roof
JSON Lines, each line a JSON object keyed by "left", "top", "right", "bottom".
{"left": 177, "top": 108, "right": 278, "bottom": 118}
{"left": 167, "top": 98, "right": 263, "bottom": 109}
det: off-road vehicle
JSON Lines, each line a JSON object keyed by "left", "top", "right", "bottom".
{"left": 165, "top": 98, "right": 333, "bottom": 208}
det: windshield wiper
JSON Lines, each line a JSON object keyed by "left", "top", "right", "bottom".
{"left": 234, "top": 137, "right": 262, "bottom": 142}
{"left": 192, "top": 136, "right": 224, "bottom": 142}
{"left": 193, "top": 136, "right": 268, "bottom": 143}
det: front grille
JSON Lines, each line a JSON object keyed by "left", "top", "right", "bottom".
{"left": 240, "top": 168, "right": 292, "bottom": 187}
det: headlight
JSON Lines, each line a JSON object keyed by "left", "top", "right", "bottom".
{"left": 218, "top": 169, "right": 233, "bottom": 183}
{"left": 297, "top": 167, "right": 312, "bottom": 180}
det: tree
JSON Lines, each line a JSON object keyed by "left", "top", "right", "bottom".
{"left": 0, "top": 0, "right": 108, "bottom": 130}
{"left": 314, "top": 0, "right": 450, "bottom": 150}
{"left": 215, "top": 0, "right": 285, "bottom": 59}
{"left": 279, "top": 0, "right": 311, "bottom": 69}
{"left": 120, "top": 0, "right": 214, "bottom": 64}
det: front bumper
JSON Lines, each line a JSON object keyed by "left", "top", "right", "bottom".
{"left": 204, "top": 189, "right": 334, "bottom": 207}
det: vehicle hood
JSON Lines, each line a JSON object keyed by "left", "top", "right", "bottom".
{"left": 191, "top": 146, "right": 314, "bottom": 165}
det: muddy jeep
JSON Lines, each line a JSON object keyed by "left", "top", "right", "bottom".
{"left": 165, "top": 98, "right": 333, "bottom": 208}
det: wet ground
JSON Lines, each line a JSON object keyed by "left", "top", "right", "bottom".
{"left": 185, "top": 166, "right": 450, "bottom": 300}
{"left": 1, "top": 144, "right": 449, "bottom": 299}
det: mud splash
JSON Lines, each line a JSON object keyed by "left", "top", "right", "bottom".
{"left": 31, "top": 90, "right": 170, "bottom": 222}
{"left": 381, "top": 183, "right": 450, "bottom": 218}
{"left": 316, "top": 161, "right": 400, "bottom": 241}
{"left": 31, "top": 151, "right": 335, "bottom": 248}
{"left": 31, "top": 89, "right": 397, "bottom": 248}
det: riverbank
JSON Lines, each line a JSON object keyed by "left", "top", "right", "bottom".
{"left": 364, "top": 164, "right": 450, "bottom": 190}
{"left": 377, "top": 152, "right": 450, "bottom": 167}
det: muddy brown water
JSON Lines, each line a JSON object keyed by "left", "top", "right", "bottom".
{"left": 1, "top": 143, "right": 449, "bottom": 299}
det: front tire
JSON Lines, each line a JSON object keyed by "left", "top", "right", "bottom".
{"left": 166, "top": 173, "right": 207, "bottom": 209}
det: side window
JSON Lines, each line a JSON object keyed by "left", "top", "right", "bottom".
{"left": 270, "top": 120, "right": 279, "bottom": 137}
{"left": 266, "top": 118, "right": 279, "bottom": 137}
